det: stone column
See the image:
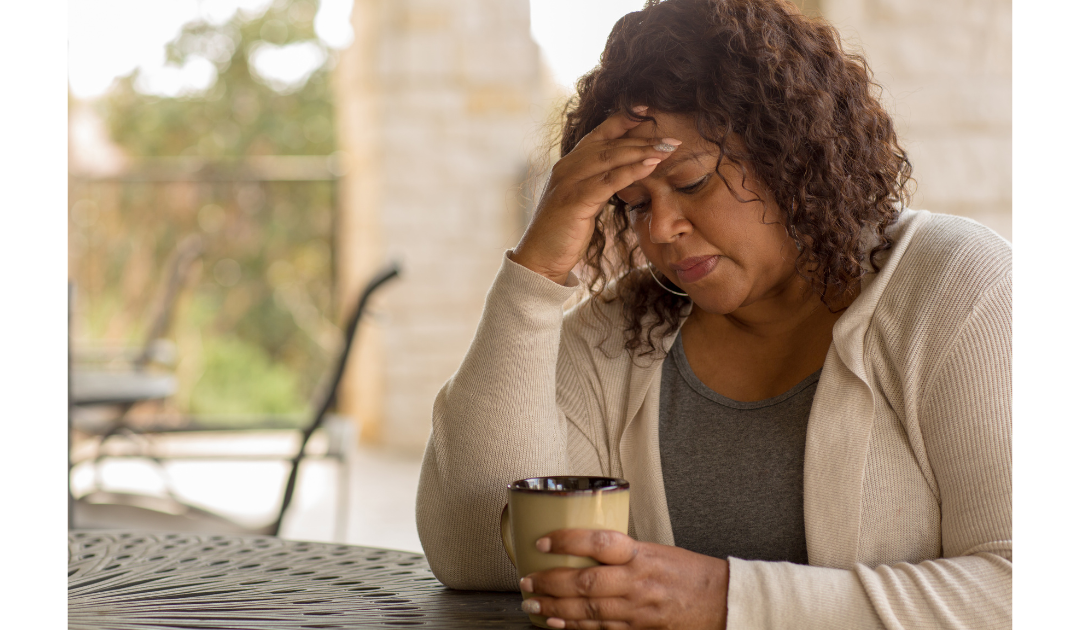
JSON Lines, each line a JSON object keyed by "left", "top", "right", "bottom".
{"left": 822, "top": 0, "right": 1012, "bottom": 240}
{"left": 334, "top": 0, "right": 548, "bottom": 452}
{"left": 333, "top": 0, "right": 386, "bottom": 445}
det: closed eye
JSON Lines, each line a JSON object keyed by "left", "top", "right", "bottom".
{"left": 675, "top": 174, "right": 709, "bottom": 194}
{"left": 622, "top": 175, "right": 710, "bottom": 214}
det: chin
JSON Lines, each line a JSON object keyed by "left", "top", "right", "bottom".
{"left": 683, "top": 269, "right": 749, "bottom": 315}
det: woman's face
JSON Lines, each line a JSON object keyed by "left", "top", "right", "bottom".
{"left": 615, "top": 112, "right": 802, "bottom": 316}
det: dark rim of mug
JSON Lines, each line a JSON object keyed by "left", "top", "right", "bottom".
{"left": 508, "top": 476, "right": 629, "bottom": 494}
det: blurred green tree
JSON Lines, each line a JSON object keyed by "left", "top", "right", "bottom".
{"left": 72, "top": 0, "right": 341, "bottom": 420}
{"left": 103, "top": 0, "right": 335, "bottom": 157}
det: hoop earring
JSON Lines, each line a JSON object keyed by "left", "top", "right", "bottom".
{"left": 791, "top": 228, "right": 805, "bottom": 253}
{"left": 789, "top": 200, "right": 805, "bottom": 253}
{"left": 648, "top": 263, "right": 689, "bottom": 297}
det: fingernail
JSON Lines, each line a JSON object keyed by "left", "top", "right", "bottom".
{"left": 642, "top": 158, "right": 662, "bottom": 166}
{"left": 654, "top": 143, "right": 678, "bottom": 153}
{"left": 547, "top": 618, "right": 567, "bottom": 629}
{"left": 521, "top": 599, "right": 541, "bottom": 614}
{"left": 536, "top": 537, "right": 552, "bottom": 552}
{"left": 520, "top": 577, "right": 534, "bottom": 593}
{"left": 661, "top": 137, "right": 682, "bottom": 145}
{"left": 632, "top": 105, "right": 648, "bottom": 114}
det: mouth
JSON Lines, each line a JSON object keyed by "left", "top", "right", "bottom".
{"left": 670, "top": 255, "right": 720, "bottom": 284}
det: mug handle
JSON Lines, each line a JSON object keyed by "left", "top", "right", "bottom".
{"left": 500, "top": 503, "right": 516, "bottom": 568}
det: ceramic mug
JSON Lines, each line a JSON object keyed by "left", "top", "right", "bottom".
{"left": 500, "top": 476, "right": 630, "bottom": 629}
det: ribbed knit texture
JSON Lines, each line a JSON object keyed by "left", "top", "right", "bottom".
{"left": 416, "top": 210, "right": 1012, "bottom": 628}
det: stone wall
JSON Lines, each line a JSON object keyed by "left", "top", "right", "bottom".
{"left": 821, "top": 0, "right": 1012, "bottom": 240}
{"left": 334, "top": 0, "right": 552, "bottom": 452}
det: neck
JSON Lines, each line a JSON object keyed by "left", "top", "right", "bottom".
{"left": 677, "top": 270, "right": 857, "bottom": 401}
{"left": 687, "top": 271, "right": 841, "bottom": 341}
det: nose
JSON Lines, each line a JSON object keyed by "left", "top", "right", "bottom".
{"left": 648, "top": 194, "right": 691, "bottom": 244}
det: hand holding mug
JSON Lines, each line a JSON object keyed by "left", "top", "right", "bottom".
{"left": 501, "top": 477, "right": 630, "bottom": 629}
{"left": 520, "top": 529, "right": 730, "bottom": 630}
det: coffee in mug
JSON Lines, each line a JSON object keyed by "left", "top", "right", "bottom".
{"left": 500, "top": 476, "right": 630, "bottom": 628}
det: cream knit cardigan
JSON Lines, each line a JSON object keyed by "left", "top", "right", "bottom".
{"left": 417, "top": 210, "right": 1012, "bottom": 629}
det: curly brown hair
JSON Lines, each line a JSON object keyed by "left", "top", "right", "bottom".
{"left": 560, "top": 0, "right": 913, "bottom": 356}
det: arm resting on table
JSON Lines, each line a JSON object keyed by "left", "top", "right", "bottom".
{"left": 417, "top": 253, "right": 581, "bottom": 591}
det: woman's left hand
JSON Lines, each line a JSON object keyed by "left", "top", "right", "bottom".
{"left": 520, "top": 529, "right": 729, "bottom": 630}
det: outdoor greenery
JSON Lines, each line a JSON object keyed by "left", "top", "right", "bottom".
{"left": 105, "top": 0, "right": 335, "bottom": 157}
{"left": 70, "top": 0, "right": 340, "bottom": 421}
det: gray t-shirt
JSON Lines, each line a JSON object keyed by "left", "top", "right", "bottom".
{"left": 658, "top": 332, "right": 819, "bottom": 564}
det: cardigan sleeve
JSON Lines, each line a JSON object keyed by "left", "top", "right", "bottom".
{"left": 856, "top": 269, "right": 1012, "bottom": 629}
{"left": 727, "top": 271, "right": 1012, "bottom": 630}
{"left": 416, "top": 252, "right": 581, "bottom": 591}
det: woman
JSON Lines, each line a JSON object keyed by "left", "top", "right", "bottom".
{"left": 417, "top": 0, "right": 1011, "bottom": 628}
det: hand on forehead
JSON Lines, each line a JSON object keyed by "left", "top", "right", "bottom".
{"left": 623, "top": 111, "right": 718, "bottom": 178}
{"left": 624, "top": 111, "right": 693, "bottom": 140}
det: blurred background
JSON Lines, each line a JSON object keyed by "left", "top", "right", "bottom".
{"left": 67, "top": 0, "right": 1010, "bottom": 552}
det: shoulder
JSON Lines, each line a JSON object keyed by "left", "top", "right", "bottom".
{"left": 867, "top": 210, "right": 1011, "bottom": 377}
{"left": 874, "top": 211, "right": 1011, "bottom": 323}
{"left": 887, "top": 210, "right": 1011, "bottom": 291}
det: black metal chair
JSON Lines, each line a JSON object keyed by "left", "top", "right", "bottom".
{"left": 72, "top": 262, "right": 402, "bottom": 538}
{"left": 270, "top": 261, "right": 400, "bottom": 535}
{"left": 70, "top": 234, "right": 204, "bottom": 426}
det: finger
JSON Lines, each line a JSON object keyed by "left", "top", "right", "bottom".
{"left": 582, "top": 106, "right": 650, "bottom": 143}
{"left": 525, "top": 565, "right": 632, "bottom": 599}
{"left": 564, "top": 138, "right": 681, "bottom": 182}
{"left": 567, "top": 159, "right": 664, "bottom": 208}
{"left": 539, "top": 529, "right": 639, "bottom": 566}
{"left": 522, "top": 596, "right": 631, "bottom": 626}
{"left": 559, "top": 135, "right": 679, "bottom": 173}
{"left": 561, "top": 618, "right": 630, "bottom": 630}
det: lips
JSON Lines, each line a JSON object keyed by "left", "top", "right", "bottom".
{"left": 671, "top": 255, "right": 720, "bottom": 284}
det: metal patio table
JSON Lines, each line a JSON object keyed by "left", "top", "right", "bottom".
{"left": 69, "top": 531, "right": 532, "bottom": 629}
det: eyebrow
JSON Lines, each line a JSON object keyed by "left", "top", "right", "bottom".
{"left": 648, "top": 150, "right": 715, "bottom": 178}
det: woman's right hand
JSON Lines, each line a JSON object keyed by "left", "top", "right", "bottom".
{"left": 510, "top": 106, "right": 681, "bottom": 285}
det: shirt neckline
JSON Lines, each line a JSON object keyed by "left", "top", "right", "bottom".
{"left": 671, "top": 332, "right": 822, "bottom": 410}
